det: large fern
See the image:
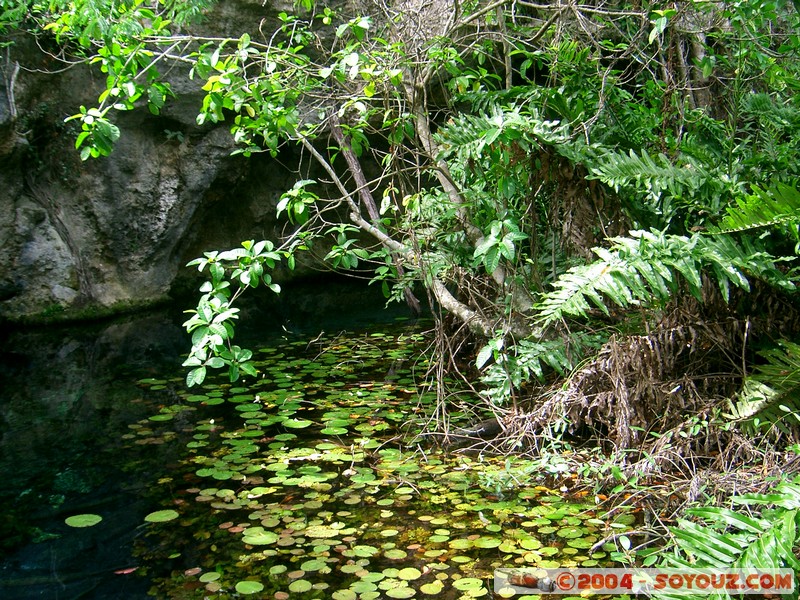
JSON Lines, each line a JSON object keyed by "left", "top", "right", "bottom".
{"left": 727, "top": 339, "right": 800, "bottom": 438}
{"left": 535, "top": 229, "right": 795, "bottom": 327}
{"left": 587, "top": 148, "right": 719, "bottom": 203}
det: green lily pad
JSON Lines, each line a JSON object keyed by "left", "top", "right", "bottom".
{"left": 301, "top": 559, "right": 327, "bottom": 571}
{"left": 397, "top": 567, "right": 422, "bottom": 581}
{"left": 352, "top": 544, "right": 379, "bottom": 557}
{"left": 65, "top": 514, "right": 103, "bottom": 528}
{"left": 385, "top": 586, "right": 416, "bottom": 598}
{"left": 556, "top": 526, "right": 585, "bottom": 539}
{"left": 420, "top": 581, "right": 444, "bottom": 594}
{"left": 148, "top": 413, "right": 174, "bottom": 421}
{"left": 304, "top": 525, "right": 342, "bottom": 538}
{"left": 144, "top": 510, "right": 179, "bottom": 523}
{"left": 321, "top": 427, "right": 349, "bottom": 435}
{"left": 235, "top": 581, "right": 264, "bottom": 595}
{"left": 288, "top": 579, "right": 313, "bottom": 593}
{"left": 242, "top": 527, "right": 279, "bottom": 545}
{"left": 452, "top": 577, "right": 484, "bottom": 591}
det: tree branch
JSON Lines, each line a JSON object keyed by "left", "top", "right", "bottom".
{"left": 329, "top": 112, "right": 381, "bottom": 223}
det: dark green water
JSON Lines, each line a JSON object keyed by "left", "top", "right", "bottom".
{"left": 0, "top": 282, "right": 412, "bottom": 599}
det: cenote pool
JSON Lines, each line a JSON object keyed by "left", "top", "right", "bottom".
{"left": 0, "top": 283, "right": 635, "bottom": 599}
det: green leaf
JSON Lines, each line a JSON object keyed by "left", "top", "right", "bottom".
{"left": 476, "top": 344, "right": 494, "bottom": 369}
{"left": 186, "top": 366, "right": 207, "bottom": 387}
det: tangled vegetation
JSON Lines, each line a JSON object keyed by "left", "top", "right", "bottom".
{"left": 4, "top": 0, "right": 800, "bottom": 590}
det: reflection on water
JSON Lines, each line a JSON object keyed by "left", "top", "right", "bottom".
{"left": 0, "top": 282, "right": 408, "bottom": 599}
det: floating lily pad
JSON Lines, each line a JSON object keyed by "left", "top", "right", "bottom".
{"left": 186, "top": 394, "right": 209, "bottom": 402}
{"left": 235, "top": 581, "right": 264, "bottom": 594}
{"left": 301, "top": 559, "right": 327, "bottom": 571}
{"left": 288, "top": 579, "right": 313, "bottom": 593}
{"left": 397, "top": 567, "right": 422, "bottom": 581}
{"left": 148, "top": 413, "right": 174, "bottom": 421}
{"left": 352, "top": 544, "right": 379, "bottom": 557}
{"left": 321, "top": 427, "right": 349, "bottom": 435}
{"left": 242, "top": 527, "right": 278, "bottom": 545}
{"left": 420, "top": 581, "right": 444, "bottom": 594}
{"left": 269, "top": 565, "right": 288, "bottom": 575}
{"left": 144, "top": 510, "right": 179, "bottom": 523}
{"left": 65, "top": 514, "right": 103, "bottom": 528}
{"left": 304, "top": 525, "right": 342, "bottom": 538}
{"left": 556, "top": 526, "right": 585, "bottom": 539}
{"left": 385, "top": 586, "right": 416, "bottom": 598}
{"left": 453, "top": 577, "right": 484, "bottom": 591}
{"left": 283, "top": 418, "right": 313, "bottom": 429}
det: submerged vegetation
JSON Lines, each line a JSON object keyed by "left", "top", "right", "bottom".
{"left": 4, "top": 0, "right": 800, "bottom": 596}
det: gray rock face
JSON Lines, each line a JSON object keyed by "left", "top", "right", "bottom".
{"left": 0, "top": 5, "right": 321, "bottom": 322}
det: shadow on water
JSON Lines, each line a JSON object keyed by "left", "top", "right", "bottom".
{"left": 0, "top": 281, "right": 412, "bottom": 599}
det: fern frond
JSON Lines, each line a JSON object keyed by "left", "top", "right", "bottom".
{"left": 457, "top": 86, "right": 543, "bottom": 113}
{"left": 536, "top": 230, "right": 795, "bottom": 326}
{"left": 727, "top": 339, "right": 800, "bottom": 438}
{"left": 713, "top": 183, "right": 800, "bottom": 236}
{"left": 587, "top": 148, "right": 715, "bottom": 202}
{"left": 742, "top": 92, "right": 800, "bottom": 132}
{"left": 435, "top": 107, "right": 566, "bottom": 158}
{"left": 480, "top": 332, "right": 606, "bottom": 404}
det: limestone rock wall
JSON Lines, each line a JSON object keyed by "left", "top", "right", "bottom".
{"left": 0, "top": 1, "right": 321, "bottom": 322}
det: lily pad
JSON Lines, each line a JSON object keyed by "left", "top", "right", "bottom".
{"left": 65, "top": 514, "right": 103, "bottom": 528}
{"left": 288, "top": 579, "right": 313, "bottom": 593}
{"left": 385, "top": 586, "right": 416, "bottom": 598}
{"left": 304, "top": 524, "right": 342, "bottom": 538}
{"left": 144, "top": 510, "right": 179, "bottom": 523}
{"left": 453, "top": 577, "right": 485, "bottom": 591}
{"left": 242, "top": 527, "right": 279, "bottom": 545}
{"left": 235, "top": 581, "right": 264, "bottom": 595}
{"left": 420, "top": 581, "right": 445, "bottom": 594}
{"left": 397, "top": 567, "right": 422, "bottom": 581}
{"left": 283, "top": 418, "right": 313, "bottom": 429}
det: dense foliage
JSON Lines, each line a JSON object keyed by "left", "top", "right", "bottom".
{"left": 4, "top": 0, "right": 800, "bottom": 583}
